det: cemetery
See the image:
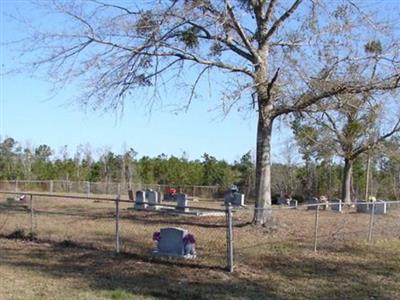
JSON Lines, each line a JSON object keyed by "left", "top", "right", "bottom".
{"left": 1, "top": 190, "right": 400, "bottom": 299}
{"left": 2, "top": 0, "right": 400, "bottom": 298}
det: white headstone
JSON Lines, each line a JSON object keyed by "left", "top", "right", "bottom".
{"left": 176, "top": 193, "right": 189, "bottom": 212}
{"left": 134, "top": 190, "right": 147, "bottom": 209}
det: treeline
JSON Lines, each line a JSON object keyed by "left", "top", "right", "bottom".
{"left": 1, "top": 137, "right": 399, "bottom": 200}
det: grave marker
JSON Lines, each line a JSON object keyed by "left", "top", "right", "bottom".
{"left": 147, "top": 190, "right": 159, "bottom": 210}
{"left": 154, "top": 227, "right": 195, "bottom": 258}
{"left": 134, "top": 190, "right": 147, "bottom": 209}
{"left": 176, "top": 193, "right": 189, "bottom": 212}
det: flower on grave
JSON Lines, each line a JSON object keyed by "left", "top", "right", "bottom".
{"left": 183, "top": 234, "right": 195, "bottom": 245}
{"left": 152, "top": 231, "right": 161, "bottom": 242}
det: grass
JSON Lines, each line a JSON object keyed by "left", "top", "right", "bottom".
{"left": 1, "top": 193, "right": 400, "bottom": 299}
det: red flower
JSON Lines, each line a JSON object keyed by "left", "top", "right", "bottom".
{"left": 183, "top": 234, "right": 195, "bottom": 244}
{"left": 153, "top": 231, "right": 161, "bottom": 241}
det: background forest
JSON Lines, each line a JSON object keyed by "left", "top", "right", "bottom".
{"left": 1, "top": 136, "right": 399, "bottom": 201}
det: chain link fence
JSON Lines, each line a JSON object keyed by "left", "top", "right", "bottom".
{"left": 1, "top": 189, "right": 399, "bottom": 273}
{"left": 0, "top": 191, "right": 231, "bottom": 271}
{"left": 232, "top": 201, "right": 400, "bottom": 269}
{"left": 0, "top": 180, "right": 222, "bottom": 200}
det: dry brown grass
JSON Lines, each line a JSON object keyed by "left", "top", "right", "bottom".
{"left": 1, "top": 193, "right": 400, "bottom": 299}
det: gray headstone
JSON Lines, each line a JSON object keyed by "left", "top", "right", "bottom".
{"left": 330, "top": 200, "right": 342, "bottom": 212}
{"left": 147, "top": 190, "right": 159, "bottom": 210}
{"left": 233, "top": 193, "right": 245, "bottom": 206}
{"left": 374, "top": 201, "right": 387, "bottom": 215}
{"left": 176, "top": 193, "right": 188, "bottom": 212}
{"left": 356, "top": 201, "right": 370, "bottom": 213}
{"left": 278, "top": 196, "right": 288, "bottom": 205}
{"left": 156, "top": 227, "right": 187, "bottom": 257}
{"left": 134, "top": 190, "right": 147, "bottom": 209}
{"left": 307, "top": 197, "right": 319, "bottom": 210}
{"left": 224, "top": 192, "right": 234, "bottom": 205}
{"left": 289, "top": 199, "right": 298, "bottom": 208}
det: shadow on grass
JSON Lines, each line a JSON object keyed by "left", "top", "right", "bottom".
{"left": 1, "top": 238, "right": 276, "bottom": 300}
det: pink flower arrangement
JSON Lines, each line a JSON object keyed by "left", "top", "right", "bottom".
{"left": 153, "top": 231, "right": 161, "bottom": 241}
{"left": 183, "top": 234, "right": 195, "bottom": 245}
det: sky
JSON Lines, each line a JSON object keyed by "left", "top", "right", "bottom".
{"left": 0, "top": 0, "right": 296, "bottom": 163}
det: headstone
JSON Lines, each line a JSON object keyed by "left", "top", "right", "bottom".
{"left": 155, "top": 227, "right": 187, "bottom": 257}
{"left": 374, "top": 201, "right": 387, "bottom": 215}
{"left": 176, "top": 193, "right": 189, "bottom": 212}
{"left": 330, "top": 199, "right": 342, "bottom": 212}
{"left": 307, "top": 197, "right": 319, "bottom": 210}
{"left": 277, "top": 196, "right": 288, "bottom": 205}
{"left": 232, "top": 193, "right": 245, "bottom": 206}
{"left": 134, "top": 190, "right": 147, "bottom": 209}
{"left": 289, "top": 199, "right": 298, "bottom": 208}
{"left": 147, "top": 190, "right": 159, "bottom": 210}
{"left": 224, "top": 192, "right": 234, "bottom": 205}
{"left": 356, "top": 201, "right": 370, "bottom": 213}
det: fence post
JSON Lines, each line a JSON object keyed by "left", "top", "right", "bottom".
{"left": 30, "top": 194, "right": 34, "bottom": 235}
{"left": 226, "top": 203, "right": 234, "bottom": 272}
{"left": 313, "top": 204, "right": 320, "bottom": 252}
{"left": 115, "top": 195, "right": 120, "bottom": 254}
{"left": 86, "top": 181, "right": 90, "bottom": 197}
{"left": 368, "top": 201, "right": 375, "bottom": 242}
{"left": 49, "top": 180, "right": 53, "bottom": 193}
{"left": 15, "top": 180, "right": 19, "bottom": 192}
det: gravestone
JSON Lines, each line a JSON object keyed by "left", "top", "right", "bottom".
{"left": 224, "top": 192, "right": 245, "bottom": 206}
{"left": 330, "top": 199, "right": 342, "bottom": 212}
{"left": 356, "top": 201, "right": 370, "bottom": 213}
{"left": 155, "top": 227, "right": 187, "bottom": 257}
{"left": 224, "top": 192, "right": 234, "bottom": 205}
{"left": 374, "top": 201, "right": 387, "bottom": 215}
{"left": 307, "top": 197, "right": 319, "bottom": 210}
{"left": 147, "top": 190, "right": 159, "bottom": 210}
{"left": 233, "top": 193, "right": 245, "bottom": 206}
{"left": 277, "top": 196, "right": 286, "bottom": 205}
{"left": 289, "top": 199, "right": 298, "bottom": 208}
{"left": 176, "top": 193, "right": 189, "bottom": 212}
{"left": 134, "top": 190, "right": 147, "bottom": 209}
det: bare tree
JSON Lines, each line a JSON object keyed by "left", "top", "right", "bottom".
{"left": 8, "top": 0, "right": 400, "bottom": 223}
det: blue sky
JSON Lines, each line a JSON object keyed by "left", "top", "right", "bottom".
{"left": 0, "top": 0, "right": 296, "bottom": 163}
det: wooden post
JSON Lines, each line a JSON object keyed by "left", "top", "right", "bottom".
{"left": 313, "top": 204, "right": 320, "bottom": 252}
{"left": 115, "top": 195, "right": 120, "bottom": 254}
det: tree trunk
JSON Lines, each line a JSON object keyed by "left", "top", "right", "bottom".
{"left": 253, "top": 111, "right": 274, "bottom": 225}
{"left": 342, "top": 158, "right": 353, "bottom": 203}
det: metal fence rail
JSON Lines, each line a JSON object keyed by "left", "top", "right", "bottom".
{"left": 0, "top": 180, "right": 222, "bottom": 199}
{"left": 1, "top": 189, "right": 399, "bottom": 273}
{"left": 0, "top": 190, "right": 233, "bottom": 272}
